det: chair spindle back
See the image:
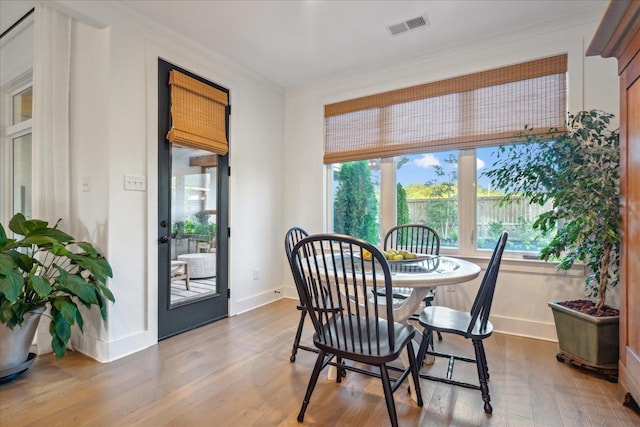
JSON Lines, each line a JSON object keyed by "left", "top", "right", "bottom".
{"left": 290, "top": 234, "right": 397, "bottom": 355}
{"left": 384, "top": 224, "right": 440, "bottom": 255}
{"left": 468, "top": 231, "right": 508, "bottom": 334}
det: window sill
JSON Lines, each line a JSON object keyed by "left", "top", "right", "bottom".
{"left": 448, "top": 253, "right": 587, "bottom": 277}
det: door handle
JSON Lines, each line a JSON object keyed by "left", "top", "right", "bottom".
{"left": 159, "top": 235, "right": 170, "bottom": 243}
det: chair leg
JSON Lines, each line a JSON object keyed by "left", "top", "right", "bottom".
{"left": 472, "top": 339, "right": 492, "bottom": 414}
{"left": 380, "top": 364, "right": 399, "bottom": 427}
{"left": 297, "top": 350, "right": 326, "bottom": 422}
{"left": 416, "top": 328, "right": 433, "bottom": 367}
{"left": 424, "top": 297, "right": 443, "bottom": 342}
{"left": 407, "top": 343, "right": 424, "bottom": 407}
{"left": 290, "top": 309, "right": 307, "bottom": 363}
{"left": 424, "top": 294, "right": 442, "bottom": 342}
{"left": 478, "top": 340, "right": 489, "bottom": 379}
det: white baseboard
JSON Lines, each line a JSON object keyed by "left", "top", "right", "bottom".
{"left": 490, "top": 314, "right": 558, "bottom": 342}
{"left": 73, "top": 330, "right": 158, "bottom": 363}
{"left": 283, "top": 285, "right": 298, "bottom": 300}
{"left": 233, "top": 287, "right": 285, "bottom": 315}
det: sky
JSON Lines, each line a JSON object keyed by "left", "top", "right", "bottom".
{"left": 396, "top": 149, "right": 494, "bottom": 189}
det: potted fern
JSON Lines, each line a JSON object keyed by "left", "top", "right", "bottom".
{"left": 483, "top": 110, "right": 620, "bottom": 374}
{"left": 0, "top": 213, "right": 114, "bottom": 381}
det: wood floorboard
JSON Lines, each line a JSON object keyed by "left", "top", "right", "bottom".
{"left": 0, "top": 299, "right": 638, "bottom": 427}
{"left": 522, "top": 336, "right": 564, "bottom": 427}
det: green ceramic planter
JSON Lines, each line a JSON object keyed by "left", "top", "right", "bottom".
{"left": 548, "top": 301, "right": 619, "bottom": 367}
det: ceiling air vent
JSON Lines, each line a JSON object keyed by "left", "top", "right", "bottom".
{"left": 387, "top": 14, "right": 429, "bottom": 36}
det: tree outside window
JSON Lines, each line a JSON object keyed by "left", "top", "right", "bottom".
{"left": 333, "top": 161, "right": 379, "bottom": 244}
{"left": 396, "top": 183, "right": 410, "bottom": 226}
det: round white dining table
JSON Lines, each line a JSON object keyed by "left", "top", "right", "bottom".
{"left": 383, "top": 255, "right": 481, "bottom": 323}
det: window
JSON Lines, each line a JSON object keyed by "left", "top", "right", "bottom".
{"left": 476, "top": 145, "right": 553, "bottom": 253}
{"left": 325, "top": 55, "right": 567, "bottom": 257}
{"left": 329, "top": 144, "right": 555, "bottom": 257}
{"left": 2, "top": 81, "right": 33, "bottom": 220}
{"left": 12, "top": 86, "right": 32, "bottom": 124}
{"left": 330, "top": 159, "right": 381, "bottom": 244}
{"left": 12, "top": 133, "right": 32, "bottom": 217}
{"left": 395, "top": 151, "right": 459, "bottom": 248}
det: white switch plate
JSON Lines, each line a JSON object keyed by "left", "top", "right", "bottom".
{"left": 81, "top": 176, "right": 91, "bottom": 192}
{"left": 124, "top": 174, "right": 146, "bottom": 191}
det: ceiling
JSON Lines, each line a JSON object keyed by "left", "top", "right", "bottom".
{"left": 1, "top": 1, "right": 609, "bottom": 91}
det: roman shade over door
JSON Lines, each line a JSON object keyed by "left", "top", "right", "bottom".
{"left": 167, "top": 69, "right": 229, "bottom": 155}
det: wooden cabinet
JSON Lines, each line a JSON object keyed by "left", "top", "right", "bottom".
{"left": 587, "top": 1, "right": 640, "bottom": 407}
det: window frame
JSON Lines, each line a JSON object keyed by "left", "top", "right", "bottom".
{"left": 326, "top": 143, "right": 558, "bottom": 261}
{"left": 1, "top": 74, "right": 33, "bottom": 223}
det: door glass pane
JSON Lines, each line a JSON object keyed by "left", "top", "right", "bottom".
{"left": 395, "top": 151, "right": 459, "bottom": 248}
{"left": 13, "top": 133, "right": 32, "bottom": 217}
{"left": 13, "top": 87, "right": 33, "bottom": 125}
{"left": 170, "top": 146, "right": 218, "bottom": 306}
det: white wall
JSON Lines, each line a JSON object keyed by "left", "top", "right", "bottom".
{"left": 68, "top": 18, "right": 111, "bottom": 352}
{"left": 0, "top": 15, "right": 33, "bottom": 87}
{"left": 54, "top": 0, "right": 286, "bottom": 361}
{"left": 0, "top": 15, "right": 34, "bottom": 224}
{"left": 283, "top": 15, "right": 620, "bottom": 341}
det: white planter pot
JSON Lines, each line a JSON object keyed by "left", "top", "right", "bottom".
{"left": 0, "top": 307, "right": 45, "bottom": 373}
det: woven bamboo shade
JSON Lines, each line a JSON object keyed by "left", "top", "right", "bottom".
{"left": 167, "top": 70, "right": 229, "bottom": 155}
{"left": 324, "top": 54, "right": 567, "bottom": 164}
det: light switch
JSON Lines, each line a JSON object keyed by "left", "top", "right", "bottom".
{"left": 124, "top": 174, "right": 146, "bottom": 191}
{"left": 81, "top": 176, "right": 91, "bottom": 192}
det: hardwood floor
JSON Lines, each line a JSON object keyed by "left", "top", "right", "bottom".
{"left": 1, "top": 299, "right": 638, "bottom": 426}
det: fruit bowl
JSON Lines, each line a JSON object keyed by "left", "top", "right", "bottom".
{"left": 354, "top": 250, "right": 435, "bottom": 265}
{"left": 385, "top": 254, "right": 435, "bottom": 265}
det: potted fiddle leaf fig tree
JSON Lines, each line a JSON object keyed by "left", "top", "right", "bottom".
{"left": 0, "top": 213, "right": 114, "bottom": 380}
{"left": 483, "top": 110, "right": 620, "bottom": 374}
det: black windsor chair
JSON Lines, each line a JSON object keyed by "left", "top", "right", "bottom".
{"left": 382, "top": 224, "right": 443, "bottom": 342}
{"left": 285, "top": 227, "right": 316, "bottom": 362}
{"left": 289, "top": 233, "right": 423, "bottom": 427}
{"left": 415, "top": 231, "right": 508, "bottom": 414}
